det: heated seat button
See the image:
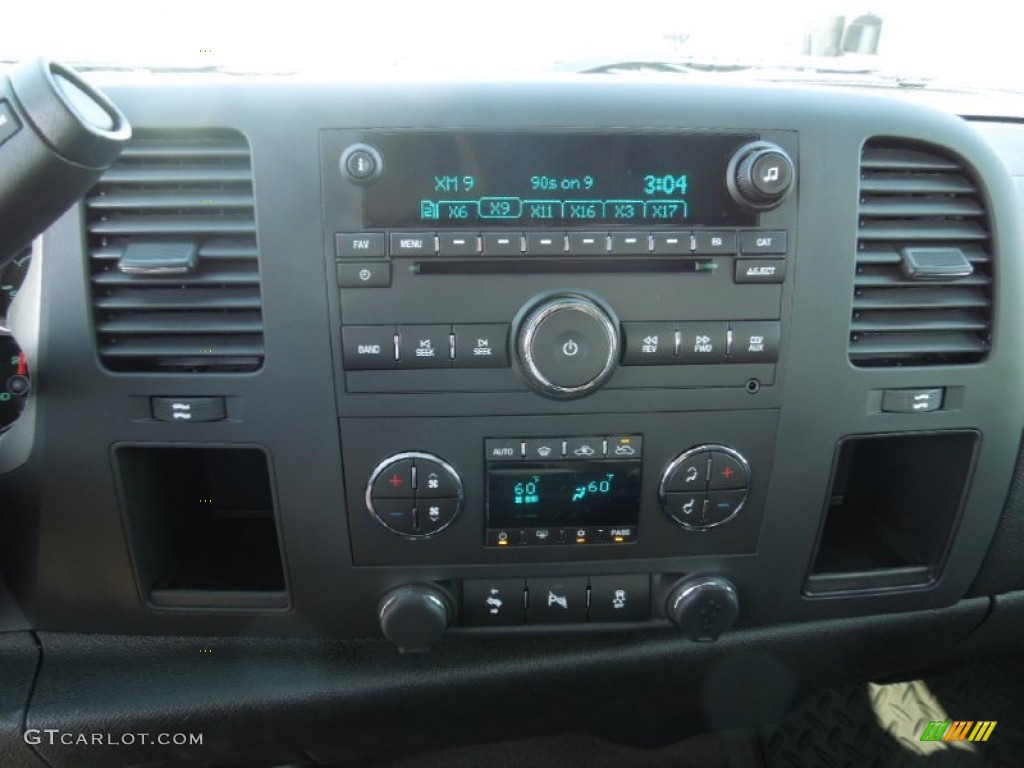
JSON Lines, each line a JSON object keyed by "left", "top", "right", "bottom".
{"left": 526, "top": 577, "right": 588, "bottom": 623}
{"left": 621, "top": 322, "right": 676, "bottom": 365}
{"left": 709, "top": 452, "right": 748, "bottom": 490}
{"left": 397, "top": 325, "right": 452, "bottom": 368}
{"left": 371, "top": 458, "right": 415, "bottom": 499}
{"left": 453, "top": 324, "right": 509, "bottom": 368}
{"left": 589, "top": 575, "right": 650, "bottom": 622}
{"left": 463, "top": 579, "right": 525, "bottom": 626}
{"left": 341, "top": 326, "right": 395, "bottom": 370}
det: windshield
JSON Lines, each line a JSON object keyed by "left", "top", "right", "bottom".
{"left": 5, "top": 0, "right": 1016, "bottom": 92}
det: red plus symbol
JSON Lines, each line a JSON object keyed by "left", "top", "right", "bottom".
{"left": 389, "top": 474, "right": 403, "bottom": 488}
{"left": 721, "top": 466, "right": 734, "bottom": 479}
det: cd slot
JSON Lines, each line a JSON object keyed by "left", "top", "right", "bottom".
{"left": 412, "top": 257, "right": 716, "bottom": 275}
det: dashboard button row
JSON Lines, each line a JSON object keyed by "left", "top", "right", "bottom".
{"left": 342, "top": 324, "right": 510, "bottom": 370}
{"left": 335, "top": 230, "right": 789, "bottom": 258}
{"left": 461, "top": 574, "right": 650, "bottom": 626}
{"left": 485, "top": 435, "right": 642, "bottom": 462}
{"left": 486, "top": 525, "right": 637, "bottom": 548}
{"left": 620, "top": 321, "right": 780, "bottom": 365}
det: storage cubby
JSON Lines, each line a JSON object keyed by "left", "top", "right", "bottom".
{"left": 115, "top": 445, "right": 287, "bottom": 609}
{"left": 806, "top": 431, "right": 978, "bottom": 594}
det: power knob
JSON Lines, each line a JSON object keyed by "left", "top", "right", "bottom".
{"left": 378, "top": 584, "right": 452, "bottom": 653}
{"left": 728, "top": 142, "right": 795, "bottom": 211}
{"left": 665, "top": 576, "right": 740, "bottom": 641}
{"left": 515, "top": 294, "right": 620, "bottom": 399}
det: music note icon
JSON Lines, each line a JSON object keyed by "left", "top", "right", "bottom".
{"left": 762, "top": 166, "right": 780, "bottom": 183}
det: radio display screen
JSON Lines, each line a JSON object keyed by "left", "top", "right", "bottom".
{"left": 362, "top": 132, "right": 757, "bottom": 229}
{"left": 487, "top": 461, "right": 641, "bottom": 533}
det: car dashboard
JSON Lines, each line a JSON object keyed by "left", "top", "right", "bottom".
{"left": 2, "top": 74, "right": 1024, "bottom": 766}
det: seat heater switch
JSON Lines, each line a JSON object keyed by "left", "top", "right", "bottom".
{"left": 152, "top": 396, "right": 226, "bottom": 423}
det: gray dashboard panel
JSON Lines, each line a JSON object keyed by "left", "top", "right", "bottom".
{"left": 0, "top": 77, "right": 1021, "bottom": 641}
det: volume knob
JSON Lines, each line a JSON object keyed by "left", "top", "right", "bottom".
{"left": 515, "top": 294, "right": 620, "bottom": 399}
{"left": 729, "top": 142, "right": 795, "bottom": 211}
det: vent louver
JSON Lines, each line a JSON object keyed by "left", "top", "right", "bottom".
{"left": 86, "top": 129, "right": 264, "bottom": 372}
{"left": 849, "top": 139, "right": 993, "bottom": 367}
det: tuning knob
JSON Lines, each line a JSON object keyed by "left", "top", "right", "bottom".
{"left": 729, "top": 142, "right": 795, "bottom": 211}
{"left": 665, "top": 576, "right": 740, "bottom": 641}
{"left": 515, "top": 294, "right": 620, "bottom": 399}
{"left": 378, "top": 584, "right": 452, "bottom": 653}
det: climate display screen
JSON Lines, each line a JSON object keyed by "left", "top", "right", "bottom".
{"left": 362, "top": 132, "right": 757, "bottom": 228}
{"left": 487, "top": 461, "right": 641, "bottom": 530}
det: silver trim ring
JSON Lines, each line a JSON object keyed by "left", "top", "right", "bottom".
{"left": 517, "top": 296, "right": 619, "bottom": 397}
{"left": 365, "top": 451, "right": 464, "bottom": 539}
{"left": 659, "top": 444, "right": 751, "bottom": 531}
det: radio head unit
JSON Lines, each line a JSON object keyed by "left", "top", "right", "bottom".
{"left": 356, "top": 131, "right": 760, "bottom": 229}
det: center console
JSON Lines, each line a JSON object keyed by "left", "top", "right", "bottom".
{"left": 320, "top": 127, "right": 796, "bottom": 641}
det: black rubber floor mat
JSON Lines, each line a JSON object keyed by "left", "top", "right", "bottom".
{"left": 761, "top": 653, "right": 1024, "bottom": 768}
{"left": 380, "top": 729, "right": 763, "bottom": 768}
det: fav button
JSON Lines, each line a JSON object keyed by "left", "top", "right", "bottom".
{"left": 335, "top": 232, "right": 384, "bottom": 258}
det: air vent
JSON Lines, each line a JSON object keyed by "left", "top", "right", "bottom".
{"left": 86, "top": 129, "right": 263, "bottom": 372}
{"left": 849, "top": 139, "right": 993, "bottom": 367}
